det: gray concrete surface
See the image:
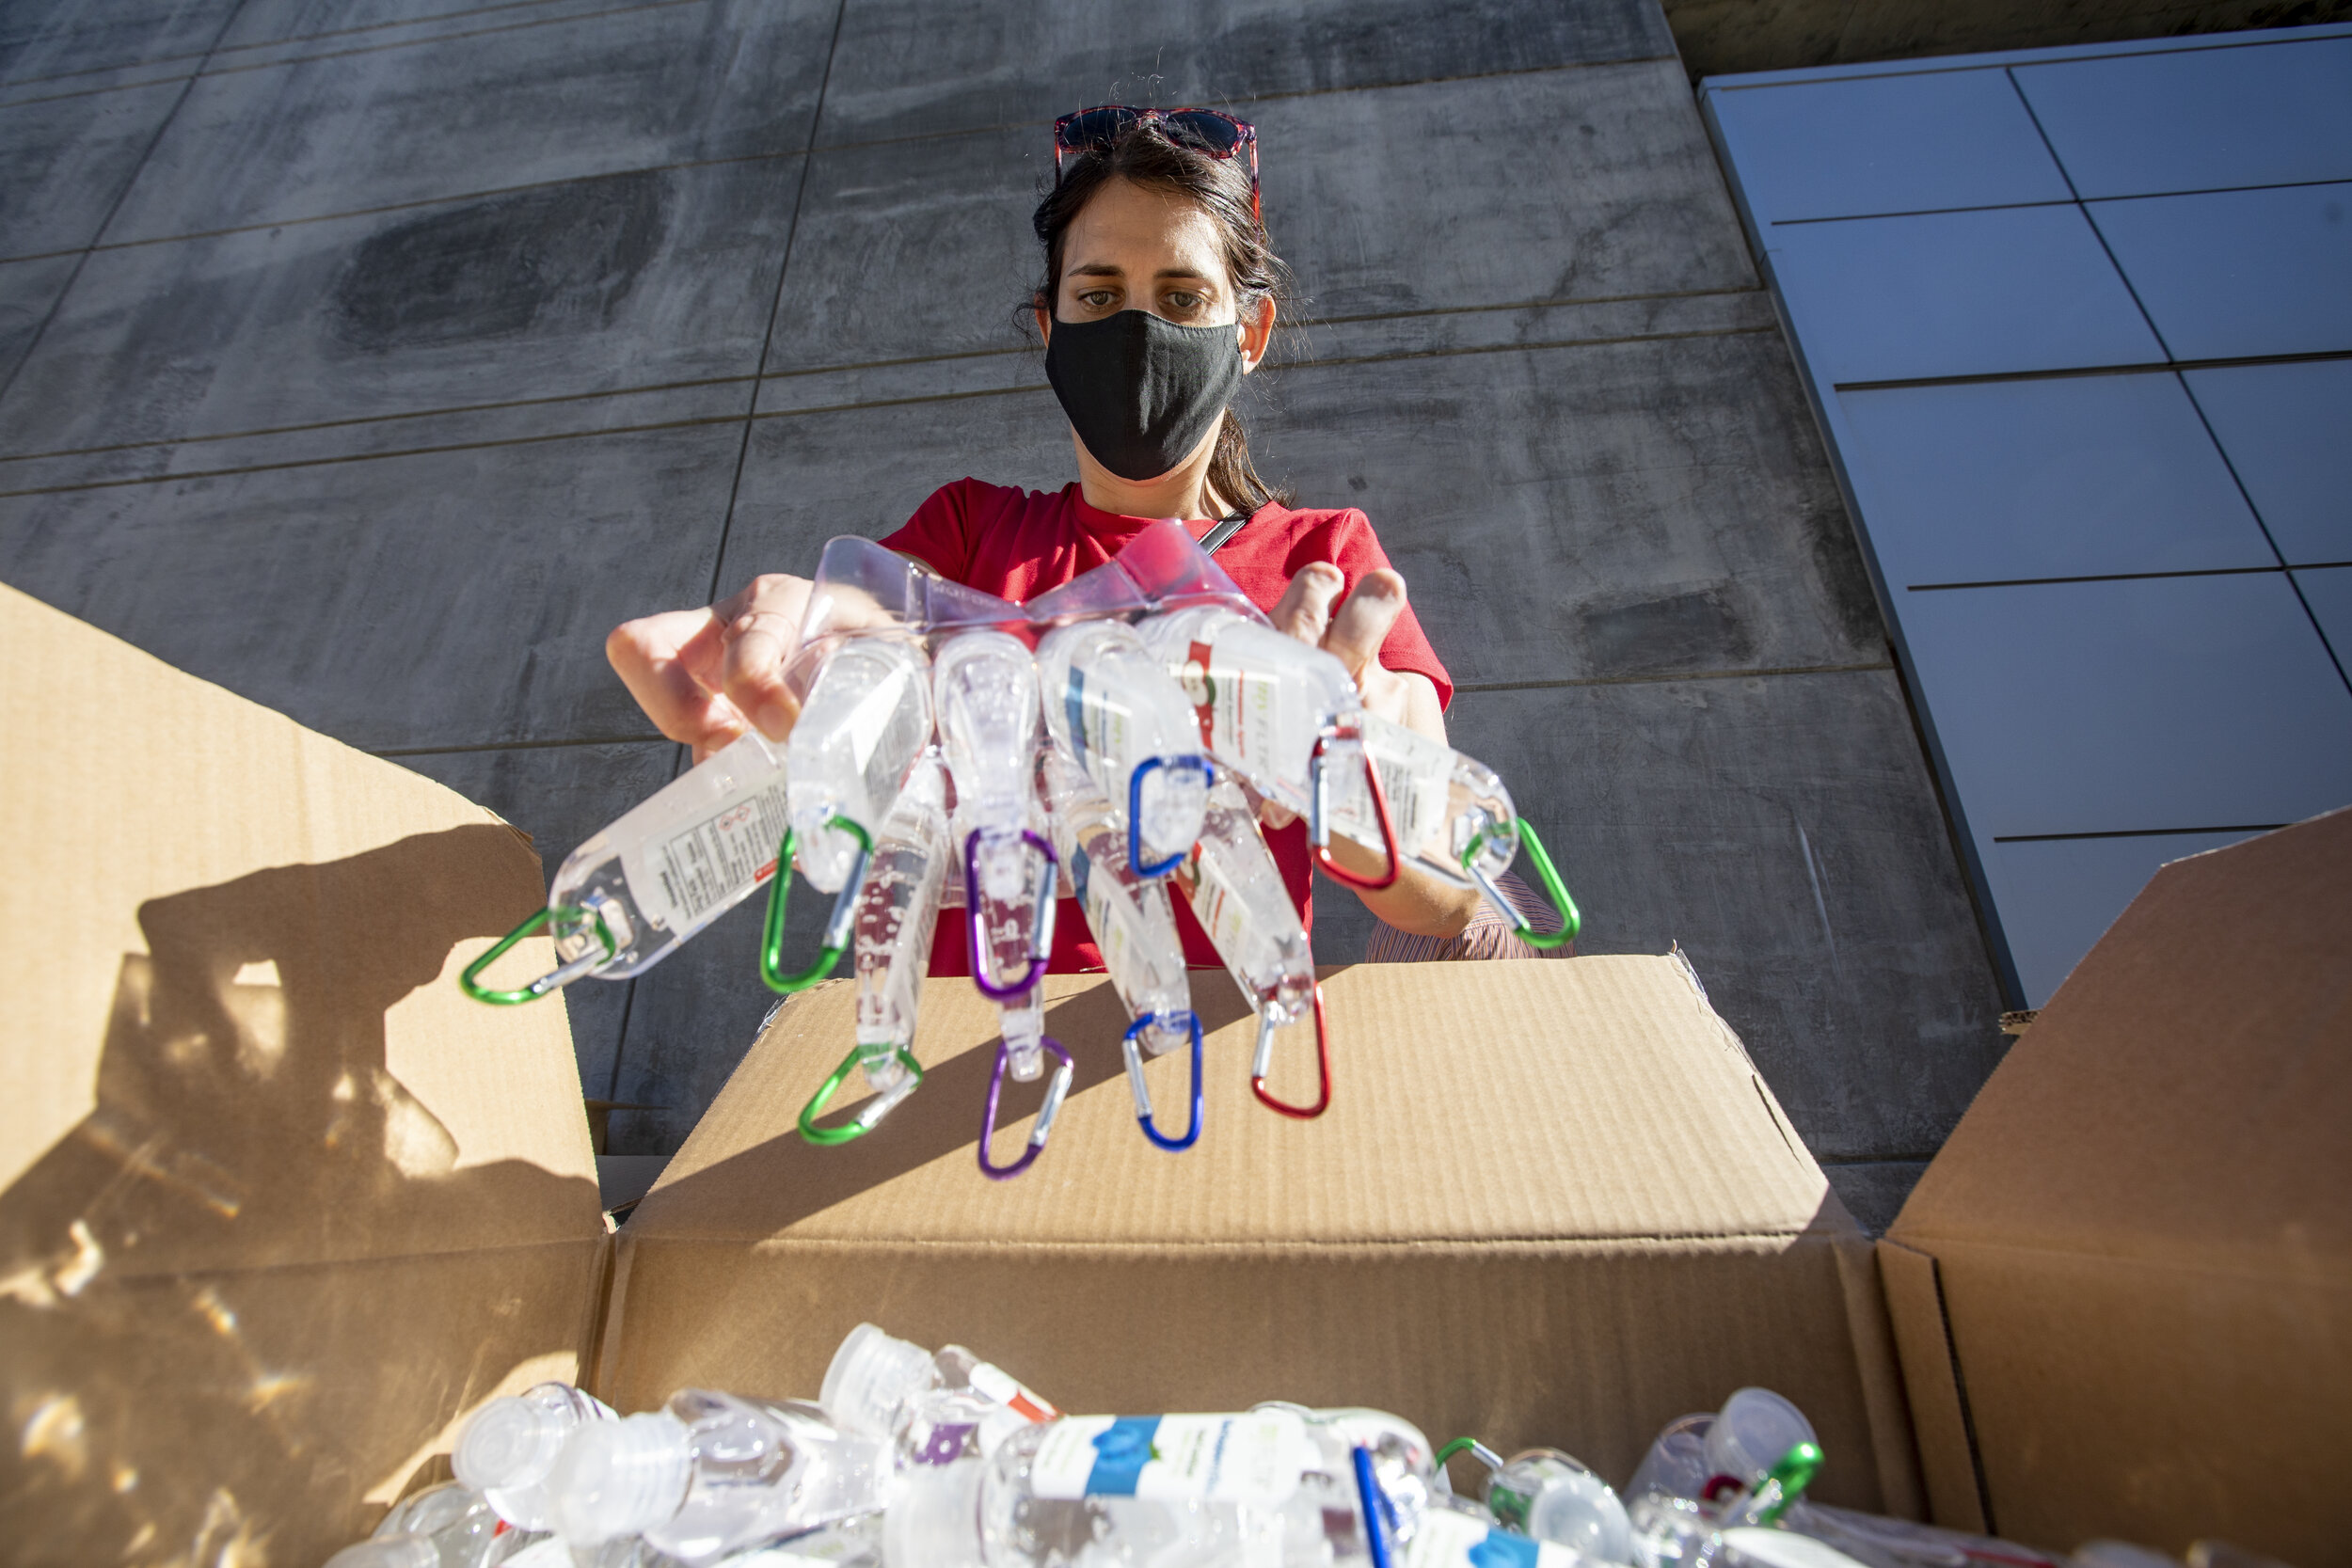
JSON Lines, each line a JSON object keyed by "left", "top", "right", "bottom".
{"left": 0, "top": 0, "right": 2007, "bottom": 1171}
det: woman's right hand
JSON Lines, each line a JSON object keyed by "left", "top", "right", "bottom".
{"left": 607, "top": 573, "right": 812, "bottom": 763}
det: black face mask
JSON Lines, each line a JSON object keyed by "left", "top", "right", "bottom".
{"left": 1043, "top": 309, "right": 1246, "bottom": 483}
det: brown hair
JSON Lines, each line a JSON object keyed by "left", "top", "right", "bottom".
{"left": 1031, "top": 120, "right": 1294, "bottom": 515}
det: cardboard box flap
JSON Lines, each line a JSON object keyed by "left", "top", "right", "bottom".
{"left": 630, "top": 958, "right": 1842, "bottom": 1248}
{"left": 1889, "top": 808, "right": 2352, "bottom": 1278}
{"left": 0, "top": 583, "right": 601, "bottom": 1273}
{"left": 3, "top": 584, "right": 607, "bottom": 1561}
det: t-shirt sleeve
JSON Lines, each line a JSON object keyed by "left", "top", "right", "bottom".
{"left": 1319, "top": 510, "right": 1454, "bottom": 710}
{"left": 877, "top": 480, "right": 977, "bottom": 581}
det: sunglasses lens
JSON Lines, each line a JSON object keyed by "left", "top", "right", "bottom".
{"left": 1057, "top": 106, "right": 1136, "bottom": 151}
{"left": 1163, "top": 110, "right": 1245, "bottom": 155}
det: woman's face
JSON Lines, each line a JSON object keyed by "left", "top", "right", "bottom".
{"left": 1049, "top": 177, "right": 1270, "bottom": 357}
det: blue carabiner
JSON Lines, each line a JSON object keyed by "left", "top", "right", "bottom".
{"left": 1121, "top": 1010, "right": 1204, "bottom": 1151}
{"left": 1126, "top": 753, "right": 1216, "bottom": 879}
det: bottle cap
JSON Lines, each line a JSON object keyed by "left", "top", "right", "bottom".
{"left": 882, "top": 1458, "right": 985, "bottom": 1568}
{"left": 547, "top": 1412, "right": 691, "bottom": 1544}
{"left": 820, "top": 1323, "right": 937, "bottom": 1439}
{"left": 1706, "top": 1388, "right": 1817, "bottom": 1485}
{"left": 454, "top": 1395, "right": 569, "bottom": 1494}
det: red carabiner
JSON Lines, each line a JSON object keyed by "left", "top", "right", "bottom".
{"left": 1309, "top": 725, "right": 1401, "bottom": 890}
{"left": 1249, "top": 984, "right": 1331, "bottom": 1119}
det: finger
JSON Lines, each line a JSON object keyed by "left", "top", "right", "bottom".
{"left": 1268, "top": 562, "right": 1344, "bottom": 647}
{"left": 719, "top": 609, "right": 803, "bottom": 741}
{"left": 608, "top": 610, "right": 748, "bottom": 751}
{"left": 1320, "top": 569, "right": 1407, "bottom": 681}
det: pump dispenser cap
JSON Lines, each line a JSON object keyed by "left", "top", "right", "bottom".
{"left": 821, "top": 1322, "right": 936, "bottom": 1439}
{"left": 547, "top": 1411, "right": 692, "bottom": 1544}
{"left": 882, "top": 1458, "right": 986, "bottom": 1568}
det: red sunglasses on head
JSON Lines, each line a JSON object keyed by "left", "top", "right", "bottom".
{"left": 1052, "top": 105, "right": 1261, "bottom": 224}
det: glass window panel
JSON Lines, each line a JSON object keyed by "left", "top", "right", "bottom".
{"left": 1982, "top": 831, "right": 2265, "bottom": 1006}
{"left": 2185, "top": 360, "right": 2352, "bottom": 565}
{"left": 1836, "top": 373, "right": 2275, "bottom": 588}
{"left": 1898, "top": 573, "right": 2352, "bottom": 839}
{"left": 2012, "top": 37, "right": 2352, "bottom": 198}
{"left": 2090, "top": 182, "right": 2352, "bottom": 360}
{"left": 1769, "top": 205, "right": 2161, "bottom": 384}
{"left": 2294, "top": 566, "right": 2352, "bottom": 668}
{"left": 1707, "top": 70, "right": 2071, "bottom": 225}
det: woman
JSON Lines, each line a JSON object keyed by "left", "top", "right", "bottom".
{"left": 608, "top": 108, "right": 1491, "bottom": 971}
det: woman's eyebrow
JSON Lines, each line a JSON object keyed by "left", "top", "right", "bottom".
{"left": 1067, "top": 261, "right": 1124, "bottom": 277}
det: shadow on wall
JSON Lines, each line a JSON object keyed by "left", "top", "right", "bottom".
{"left": 0, "top": 828, "right": 605, "bottom": 1566}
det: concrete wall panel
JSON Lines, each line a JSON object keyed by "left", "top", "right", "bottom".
{"left": 0, "top": 423, "right": 739, "bottom": 749}
{"left": 816, "top": 0, "right": 1677, "bottom": 146}
{"left": 105, "top": 0, "right": 832, "bottom": 243}
{"left": 1, "top": 158, "right": 800, "bottom": 460}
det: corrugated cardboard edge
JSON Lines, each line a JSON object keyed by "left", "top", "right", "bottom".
{"left": 1877, "top": 1238, "right": 1990, "bottom": 1533}
{"left": 1834, "top": 1227, "right": 1926, "bottom": 1521}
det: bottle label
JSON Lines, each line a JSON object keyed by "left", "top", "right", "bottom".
{"left": 1063, "top": 665, "right": 1134, "bottom": 787}
{"left": 1328, "top": 714, "right": 1452, "bottom": 860}
{"left": 1405, "top": 1510, "right": 1578, "bottom": 1568}
{"left": 1027, "top": 1413, "right": 1308, "bottom": 1505}
{"left": 1180, "top": 639, "right": 1294, "bottom": 784}
{"left": 1175, "top": 843, "right": 1252, "bottom": 958}
{"left": 1070, "top": 845, "right": 1137, "bottom": 987}
{"left": 647, "top": 777, "right": 794, "bottom": 929}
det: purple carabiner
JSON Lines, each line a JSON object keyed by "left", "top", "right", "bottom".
{"left": 978, "top": 1035, "right": 1075, "bottom": 1180}
{"left": 965, "top": 827, "right": 1058, "bottom": 1001}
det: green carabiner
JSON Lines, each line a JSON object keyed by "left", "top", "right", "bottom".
{"left": 799, "top": 1043, "right": 927, "bottom": 1145}
{"left": 460, "top": 905, "right": 616, "bottom": 1005}
{"left": 761, "top": 816, "right": 874, "bottom": 994}
{"left": 1463, "top": 820, "right": 1581, "bottom": 949}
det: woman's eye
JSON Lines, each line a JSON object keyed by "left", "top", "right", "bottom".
{"left": 1164, "top": 291, "right": 1204, "bottom": 312}
{"left": 1077, "top": 290, "right": 1117, "bottom": 310}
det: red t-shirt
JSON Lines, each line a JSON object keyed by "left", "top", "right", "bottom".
{"left": 881, "top": 479, "right": 1453, "bottom": 974}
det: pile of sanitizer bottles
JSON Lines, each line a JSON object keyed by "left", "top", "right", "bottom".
{"left": 326, "top": 1323, "right": 2216, "bottom": 1568}
{"left": 459, "top": 520, "right": 1579, "bottom": 1172}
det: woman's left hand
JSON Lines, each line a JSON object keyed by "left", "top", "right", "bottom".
{"left": 1266, "top": 563, "right": 1479, "bottom": 938}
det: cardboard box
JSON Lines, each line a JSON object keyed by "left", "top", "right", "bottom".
{"left": 1880, "top": 808, "right": 2351, "bottom": 1564}
{"left": 603, "top": 962, "right": 1920, "bottom": 1517}
{"left": 1, "top": 586, "right": 1918, "bottom": 1561}
{"left": 15, "top": 587, "right": 2339, "bottom": 1564}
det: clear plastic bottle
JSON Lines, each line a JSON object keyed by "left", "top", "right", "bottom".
{"left": 850, "top": 752, "right": 950, "bottom": 1108}
{"left": 786, "top": 636, "right": 934, "bottom": 895}
{"left": 1703, "top": 1390, "right": 1816, "bottom": 1492}
{"left": 327, "top": 1483, "right": 545, "bottom": 1568}
{"left": 1039, "top": 749, "right": 1193, "bottom": 1060}
{"left": 1628, "top": 1413, "right": 1717, "bottom": 1503}
{"left": 1479, "top": 1449, "right": 1633, "bottom": 1562}
{"left": 1137, "top": 607, "right": 1521, "bottom": 892}
{"left": 1035, "top": 619, "right": 1212, "bottom": 875}
{"left": 453, "top": 1380, "right": 618, "bottom": 1530}
{"left": 528, "top": 730, "right": 795, "bottom": 990}
{"left": 936, "top": 630, "right": 1057, "bottom": 1078}
{"left": 820, "top": 1322, "right": 1060, "bottom": 1467}
{"left": 886, "top": 1406, "right": 1431, "bottom": 1567}
{"left": 545, "top": 1388, "right": 890, "bottom": 1561}
{"left": 1174, "top": 777, "right": 1314, "bottom": 1030}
